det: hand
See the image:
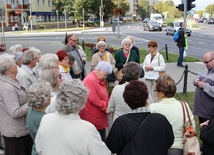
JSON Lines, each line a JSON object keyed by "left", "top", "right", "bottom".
{"left": 197, "top": 81, "right": 205, "bottom": 88}
{"left": 105, "top": 108, "right": 110, "bottom": 114}
{"left": 200, "top": 120, "right": 209, "bottom": 128}
{"left": 145, "top": 66, "right": 150, "bottom": 71}
{"left": 194, "top": 78, "right": 200, "bottom": 86}
{"left": 185, "top": 47, "right": 188, "bottom": 51}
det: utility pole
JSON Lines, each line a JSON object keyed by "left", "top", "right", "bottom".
{"left": 30, "top": 0, "right": 33, "bottom": 32}
{"left": 117, "top": 0, "right": 120, "bottom": 38}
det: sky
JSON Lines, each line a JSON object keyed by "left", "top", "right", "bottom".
{"left": 173, "top": 0, "right": 214, "bottom": 10}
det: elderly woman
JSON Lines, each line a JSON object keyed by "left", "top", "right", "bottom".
{"left": 106, "top": 80, "right": 174, "bottom": 154}
{"left": 0, "top": 53, "right": 32, "bottom": 155}
{"left": 142, "top": 40, "right": 166, "bottom": 102}
{"left": 37, "top": 53, "right": 59, "bottom": 78}
{"left": 40, "top": 69, "right": 62, "bottom": 113}
{"left": 108, "top": 62, "right": 154, "bottom": 122}
{"left": 56, "top": 50, "right": 72, "bottom": 81}
{"left": 115, "top": 38, "right": 140, "bottom": 84}
{"left": 35, "top": 79, "right": 110, "bottom": 155}
{"left": 80, "top": 61, "right": 112, "bottom": 141}
{"left": 26, "top": 81, "right": 52, "bottom": 155}
{"left": 149, "top": 75, "right": 195, "bottom": 155}
{"left": 91, "top": 41, "right": 116, "bottom": 94}
{"left": 92, "top": 35, "right": 109, "bottom": 56}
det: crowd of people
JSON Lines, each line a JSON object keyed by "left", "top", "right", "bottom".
{"left": 0, "top": 30, "right": 213, "bottom": 155}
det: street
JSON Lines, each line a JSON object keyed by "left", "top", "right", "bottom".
{"left": 2, "top": 22, "right": 214, "bottom": 59}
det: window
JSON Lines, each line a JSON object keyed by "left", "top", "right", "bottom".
{"left": 37, "top": 0, "right": 41, "bottom": 6}
{"left": 42, "top": 0, "right": 45, "bottom": 6}
{"left": 48, "top": 0, "right": 51, "bottom": 6}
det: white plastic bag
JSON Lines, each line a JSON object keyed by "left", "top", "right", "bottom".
{"left": 183, "top": 50, "right": 187, "bottom": 59}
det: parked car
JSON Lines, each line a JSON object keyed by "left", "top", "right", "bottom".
{"left": 207, "top": 18, "right": 214, "bottom": 24}
{"left": 197, "top": 17, "right": 204, "bottom": 23}
{"left": 142, "top": 18, "right": 150, "bottom": 23}
{"left": 143, "top": 21, "right": 162, "bottom": 31}
{"left": 165, "top": 21, "right": 192, "bottom": 36}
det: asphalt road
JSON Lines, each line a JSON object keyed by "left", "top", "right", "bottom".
{"left": 2, "top": 22, "right": 214, "bottom": 59}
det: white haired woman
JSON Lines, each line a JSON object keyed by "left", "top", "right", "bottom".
{"left": 0, "top": 53, "right": 32, "bottom": 155}
{"left": 40, "top": 69, "right": 62, "bottom": 113}
{"left": 91, "top": 41, "right": 116, "bottom": 95}
{"left": 115, "top": 38, "right": 140, "bottom": 84}
{"left": 80, "top": 61, "right": 112, "bottom": 141}
{"left": 37, "top": 53, "right": 59, "bottom": 78}
{"left": 26, "top": 81, "right": 52, "bottom": 155}
{"left": 35, "top": 79, "right": 110, "bottom": 155}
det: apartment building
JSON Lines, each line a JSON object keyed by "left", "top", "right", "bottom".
{"left": 0, "top": 0, "right": 56, "bottom": 27}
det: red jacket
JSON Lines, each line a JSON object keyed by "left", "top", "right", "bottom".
{"left": 80, "top": 71, "right": 109, "bottom": 129}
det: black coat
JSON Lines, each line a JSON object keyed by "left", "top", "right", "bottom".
{"left": 106, "top": 112, "right": 174, "bottom": 155}
{"left": 176, "top": 28, "right": 186, "bottom": 48}
{"left": 200, "top": 115, "right": 214, "bottom": 155}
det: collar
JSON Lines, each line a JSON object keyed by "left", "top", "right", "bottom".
{"left": 21, "top": 64, "right": 34, "bottom": 75}
{"left": 0, "top": 74, "right": 21, "bottom": 90}
{"left": 130, "top": 107, "right": 150, "bottom": 113}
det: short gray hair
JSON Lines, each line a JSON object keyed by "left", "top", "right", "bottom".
{"left": 0, "top": 53, "right": 16, "bottom": 75}
{"left": 38, "top": 54, "right": 59, "bottom": 70}
{"left": 121, "top": 38, "right": 132, "bottom": 46}
{"left": 8, "top": 44, "right": 22, "bottom": 54}
{"left": 28, "top": 81, "right": 52, "bottom": 109}
{"left": 55, "top": 79, "right": 88, "bottom": 114}
{"left": 22, "top": 50, "right": 34, "bottom": 65}
{"left": 96, "top": 41, "right": 107, "bottom": 49}
{"left": 30, "top": 47, "right": 41, "bottom": 55}
{"left": 123, "top": 62, "right": 141, "bottom": 82}
{"left": 40, "top": 69, "right": 60, "bottom": 88}
{"left": 95, "top": 61, "right": 112, "bottom": 74}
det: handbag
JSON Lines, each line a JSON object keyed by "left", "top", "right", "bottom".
{"left": 158, "top": 54, "right": 167, "bottom": 76}
{"left": 140, "top": 67, "right": 144, "bottom": 78}
{"left": 180, "top": 101, "right": 201, "bottom": 155}
{"left": 107, "top": 71, "right": 116, "bottom": 82}
{"left": 115, "top": 51, "right": 130, "bottom": 81}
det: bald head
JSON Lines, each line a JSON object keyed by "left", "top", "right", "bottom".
{"left": 203, "top": 51, "right": 214, "bottom": 69}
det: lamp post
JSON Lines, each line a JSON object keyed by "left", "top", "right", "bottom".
{"left": 29, "top": 0, "right": 33, "bottom": 32}
{"left": 82, "top": 8, "right": 85, "bottom": 32}
{"left": 64, "top": 10, "right": 67, "bottom": 29}
{"left": 117, "top": 0, "right": 120, "bottom": 38}
{"left": 100, "top": 0, "right": 104, "bottom": 28}
{"left": 56, "top": 10, "right": 59, "bottom": 31}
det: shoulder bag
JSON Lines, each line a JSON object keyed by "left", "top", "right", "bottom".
{"left": 158, "top": 54, "right": 167, "bottom": 76}
{"left": 115, "top": 51, "right": 130, "bottom": 81}
{"left": 180, "top": 101, "right": 201, "bottom": 155}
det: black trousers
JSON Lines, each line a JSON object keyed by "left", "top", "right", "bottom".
{"left": 3, "top": 134, "right": 33, "bottom": 155}
{"left": 98, "top": 128, "right": 106, "bottom": 142}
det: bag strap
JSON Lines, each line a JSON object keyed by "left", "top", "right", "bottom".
{"left": 119, "top": 114, "right": 150, "bottom": 153}
{"left": 158, "top": 53, "right": 160, "bottom": 66}
{"left": 125, "top": 50, "right": 131, "bottom": 64}
{"left": 180, "top": 101, "right": 192, "bottom": 134}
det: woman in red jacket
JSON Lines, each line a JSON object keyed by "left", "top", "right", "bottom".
{"left": 80, "top": 61, "right": 112, "bottom": 141}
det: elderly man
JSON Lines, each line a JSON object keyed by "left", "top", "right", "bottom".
{"left": 62, "top": 33, "right": 87, "bottom": 80}
{"left": 193, "top": 51, "right": 214, "bottom": 124}
{"left": 16, "top": 50, "right": 39, "bottom": 91}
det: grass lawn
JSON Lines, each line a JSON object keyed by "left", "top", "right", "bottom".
{"left": 83, "top": 44, "right": 201, "bottom": 63}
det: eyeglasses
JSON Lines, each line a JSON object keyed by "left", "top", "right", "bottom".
{"left": 33, "top": 57, "right": 38, "bottom": 60}
{"left": 69, "top": 39, "right": 78, "bottom": 42}
{"left": 63, "top": 57, "right": 69, "bottom": 61}
{"left": 203, "top": 58, "right": 214, "bottom": 64}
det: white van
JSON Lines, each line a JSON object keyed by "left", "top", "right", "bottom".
{"left": 150, "top": 14, "right": 163, "bottom": 26}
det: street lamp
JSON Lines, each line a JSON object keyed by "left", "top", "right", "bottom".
{"left": 29, "top": 0, "right": 33, "bottom": 32}
{"left": 117, "top": 0, "right": 120, "bottom": 38}
{"left": 100, "top": 0, "right": 104, "bottom": 28}
{"left": 56, "top": 10, "right": 59, "bottom": 31}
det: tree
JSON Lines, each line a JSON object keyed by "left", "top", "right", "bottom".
{"left": 205, "top": 4, "right": 214, "bottom": 17}
{"left": 137, "top": 0, "right": 150, "bottom": 18}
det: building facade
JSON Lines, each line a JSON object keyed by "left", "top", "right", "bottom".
{"left": 0, "top": 0, "right": 57, "bottom": 27}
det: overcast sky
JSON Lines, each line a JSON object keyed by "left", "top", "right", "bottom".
{"left": 173, "top": 0, "right": 213, "bottom": 10}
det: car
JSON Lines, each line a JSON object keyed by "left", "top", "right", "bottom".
{"left": 143, "top": 21, "right": 162, "bottom": 31}
{"left": 207, "top": 18, "right": 214, "bottom": 24}
{"left": 165, "top": 21, "right": 192, "bottom": 36}
{"left": 197, "top": 17, "right": 204, "bottom": 23}
{"left": 142, "top": 18, "right": 150, "bottom": 23}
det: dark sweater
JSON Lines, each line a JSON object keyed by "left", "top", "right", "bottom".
{"left": 106, "top": 112, "right": 174, "bottom": 155}
{"left": 200, "top": 115, "right": 214, "bottom": 155}
{"left": 115, "top": 49, "right": 140, "bottom": 70}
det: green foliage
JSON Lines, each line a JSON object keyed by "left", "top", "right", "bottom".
{"left": 205, "top": 4, "right": 214, "bottom": 17}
